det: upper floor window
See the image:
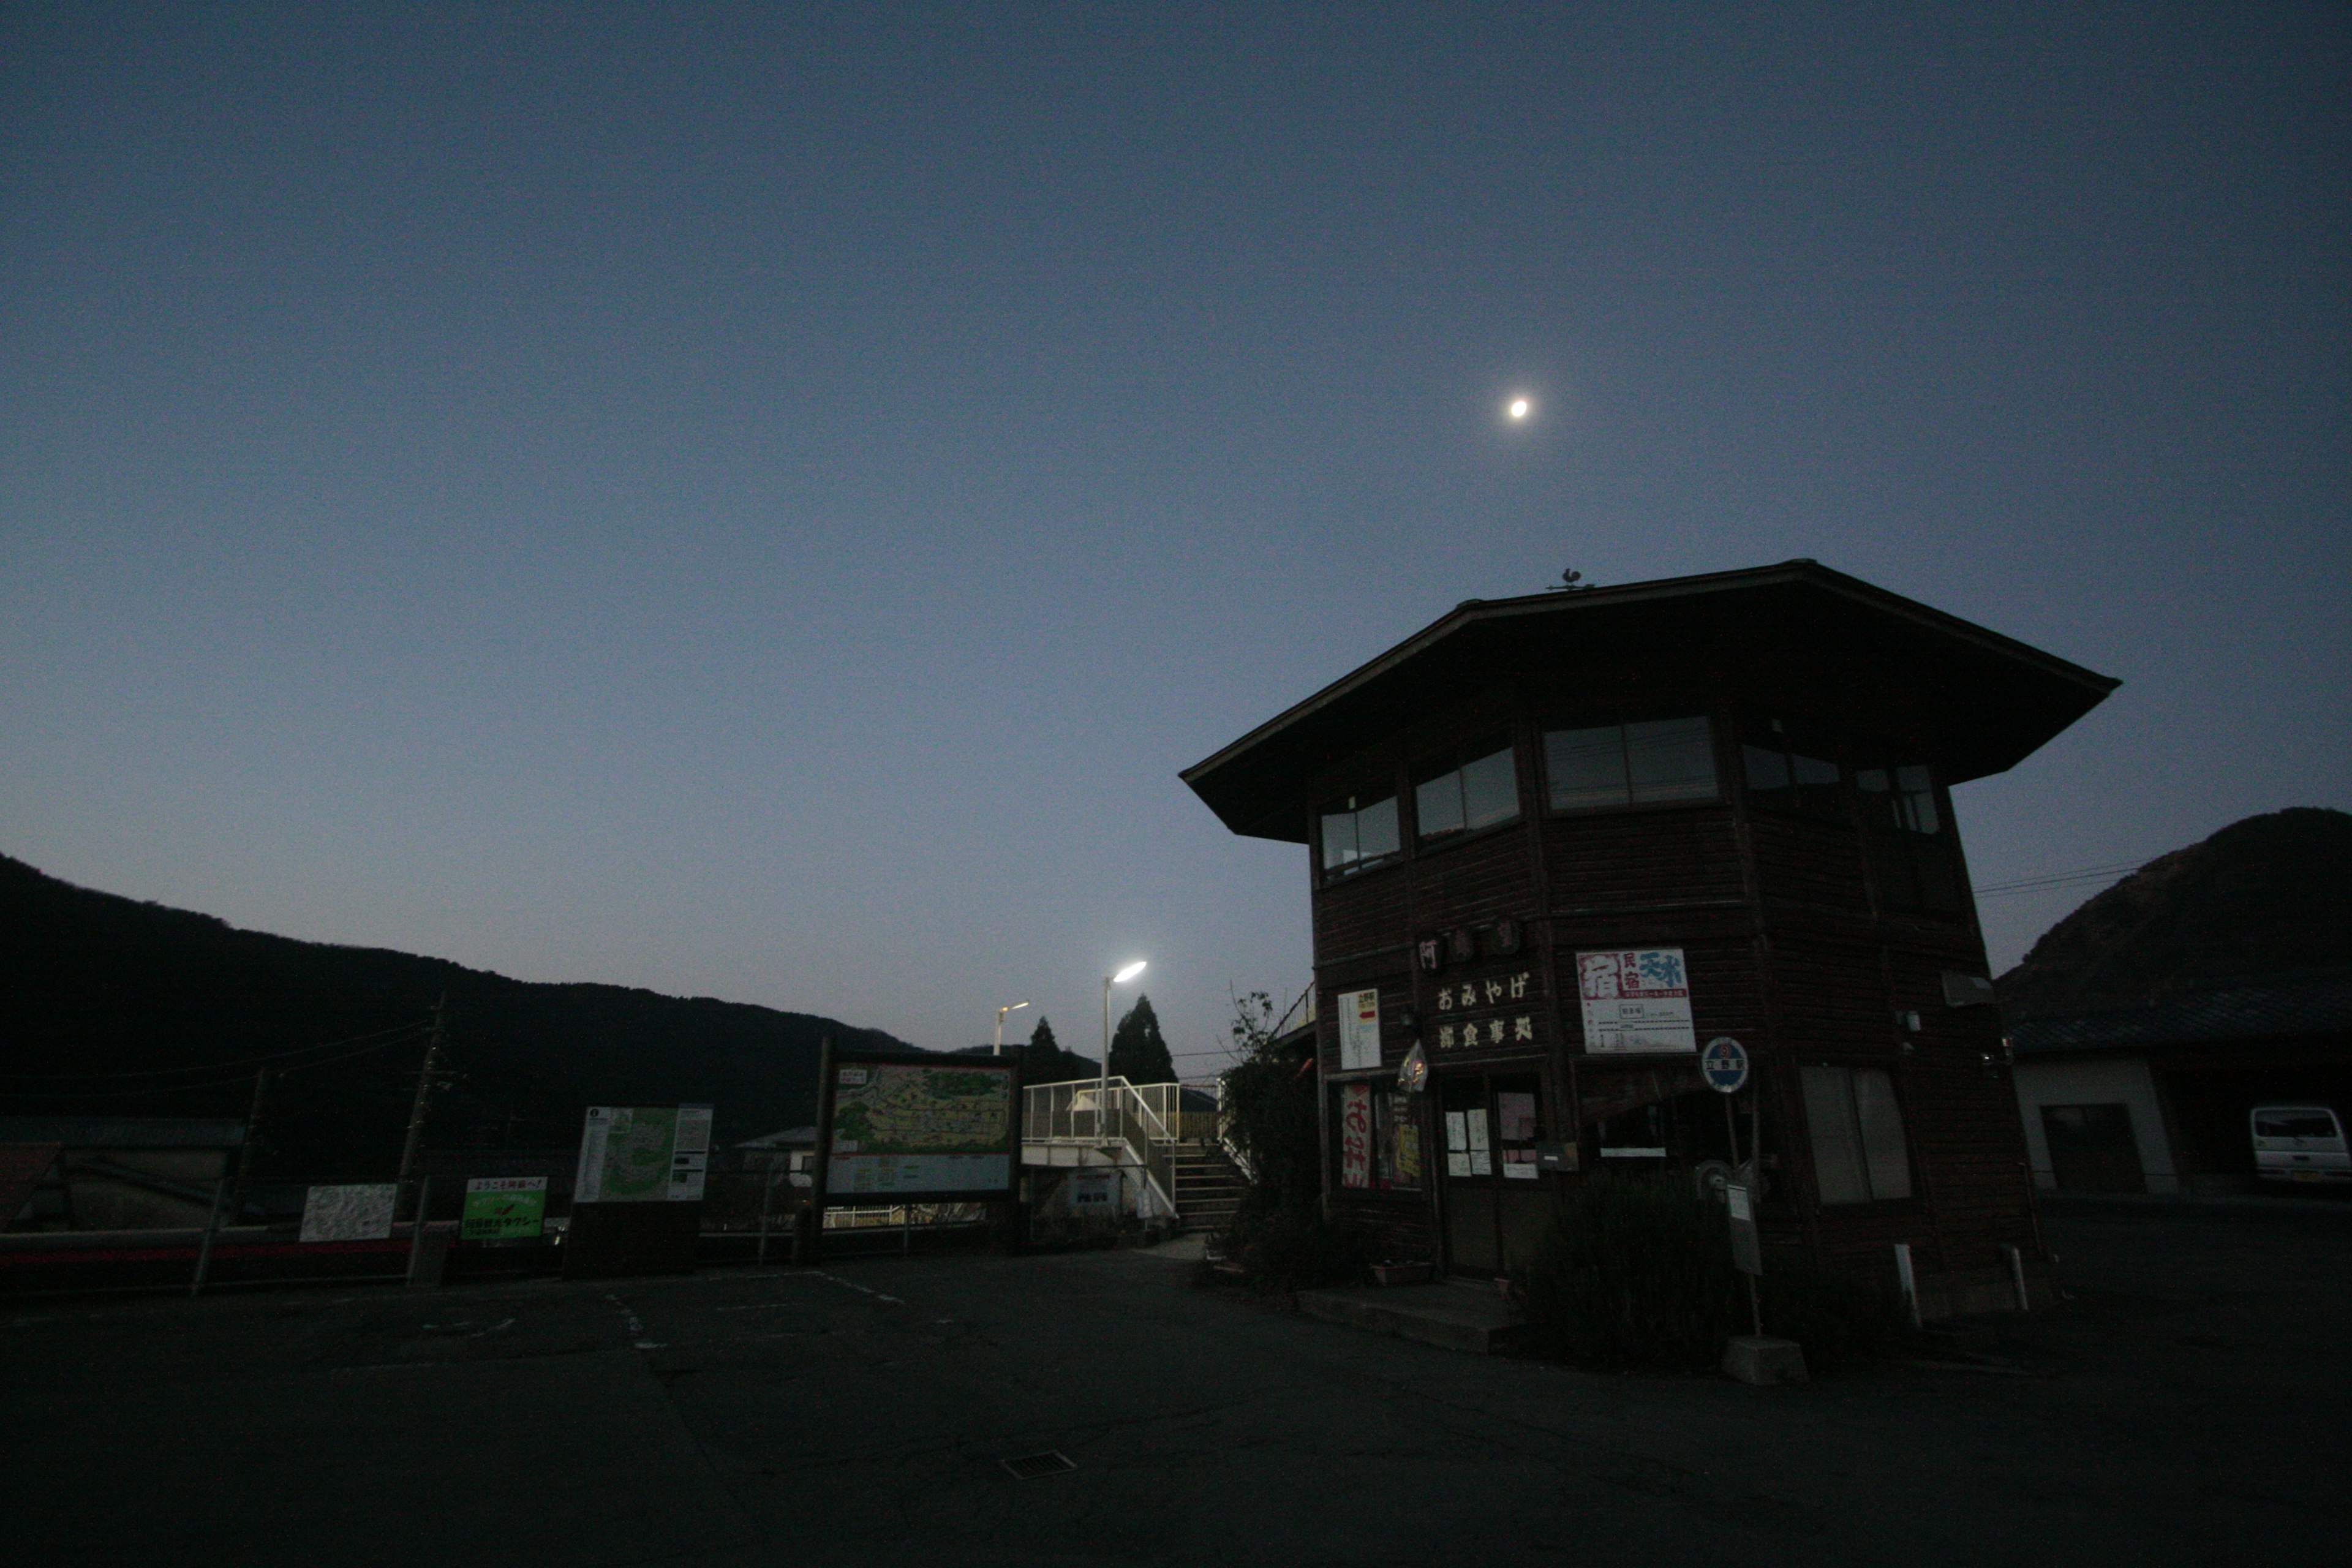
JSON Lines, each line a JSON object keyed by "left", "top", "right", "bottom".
{"left": 1319, "top": 791, "right": 1400, "bottom": 877}
{"left": 1743, "top": 724, "right": 1844, "bottom": 821}
{"left": 1545, "top": 717, "right": 1717, "bottom": 810}
{"left": 1858, "top": 763, "right": 1964, "bottom": 913}
{"left": 1414, "top": 737, "right": 1519, "bottom": 842}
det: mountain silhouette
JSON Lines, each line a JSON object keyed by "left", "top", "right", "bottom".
{"left": 1996, "top": 807, "right": 2352, "bottom": 1019}
{"left": 0, "top": 854, "right": 916, "bottom": 1180}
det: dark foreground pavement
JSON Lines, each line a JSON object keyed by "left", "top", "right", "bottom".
{"left": 4, "top": 1200, "right": 2347, "bottom": 1567}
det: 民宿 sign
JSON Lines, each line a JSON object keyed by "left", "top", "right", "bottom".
{"left": 1576, "top": 948, "right": 1697, "bottom": 1054}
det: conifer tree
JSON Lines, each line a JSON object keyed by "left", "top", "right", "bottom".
{"left": 1107, "top": 993, "right": 1177, "bottom": 1084}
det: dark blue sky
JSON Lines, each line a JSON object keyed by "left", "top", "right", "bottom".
{"left": 4, "top": 3, "right": 2345, "bottom": 1070}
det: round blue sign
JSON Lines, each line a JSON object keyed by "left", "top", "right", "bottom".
{"left": 1701, "top": 1036, "right": 1749, "bottom": 1094}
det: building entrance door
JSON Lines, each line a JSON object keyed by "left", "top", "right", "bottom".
{"left": 1438, "top": 1071, "right": 1549, "bottom": 1276}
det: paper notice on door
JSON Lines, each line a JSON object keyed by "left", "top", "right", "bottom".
{"left": 1443, "top": 1110, "right": 1470, "bottom": 1177}
{"left": 1466, "top": 1109, "right": 1491, "bottom": 1175}
{"left": 1502, "top": 1149, "right": 1539, "bottom": 1180}
{"left": 1496, "top": 1091, "right": 1537, "bottom": 1142}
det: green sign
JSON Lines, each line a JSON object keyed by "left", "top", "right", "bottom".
{"left": 461, "top": 1176, "right": 548, "bottom": 1242}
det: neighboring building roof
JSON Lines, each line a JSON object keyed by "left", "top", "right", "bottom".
{"left": 0, "top": 1144, "right": 63, "bottom": 1224}
{"left": 1181, "top": 559, "right": 2120, "bottom": 843}
{"left": 2008, "top": 968, "right": 2352, "bottom": 1057}
{"left": 0, "top": 1117, "right": 245, "bottom": 1148}
{"left": 737, "top": 1125, "right": 818, "bottom": 1149}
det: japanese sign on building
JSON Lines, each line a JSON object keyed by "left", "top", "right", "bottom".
{"left": 460, "top": 1175, "right": 548, "bottom": 1241}
{"left": 1337, "top": 989, "right": 1382, "bottom": 1071}
{"left": 1576, "top": 948, "right": 1697, "bottom": 1053}
{"left": 1338, "top": 1082, "right": 1373, "bottom": 1188}
{"left": 1430, "top": 968, "right": 1542, "bottom": 1052}
{"left": 576, "top": 1105, "right": 714, "bottom": 1204}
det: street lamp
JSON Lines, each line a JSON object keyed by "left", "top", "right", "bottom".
{"left": 993, "top": 999, "right": 1030, "bottom": 1057}
{"left": 1101, "top": 960, "right": 1147, "bottom": 1142}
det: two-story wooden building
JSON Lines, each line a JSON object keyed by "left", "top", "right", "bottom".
{"left": 1182, "top": 561, "right": 2118, "bottom": 1317}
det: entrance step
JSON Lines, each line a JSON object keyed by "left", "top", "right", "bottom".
{"left": 1295, "top": 1282, "right": 1527, "bottom": 1355}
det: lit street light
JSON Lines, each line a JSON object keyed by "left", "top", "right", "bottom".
{"left": 993, "top": 999, "right": 1030, "bottom": 1057}
{"left": 1101, "top": 960, "right": 1147, "bottom": 1144}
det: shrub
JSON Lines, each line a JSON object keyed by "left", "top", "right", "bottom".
{"left": 1516, "top": 1171, "right": 1907, "bottom": 1371}
{"left": 1227, "top": 1207, "right": 1370, "bottom": 1294}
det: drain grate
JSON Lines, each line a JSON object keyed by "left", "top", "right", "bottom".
{"left": 1000, "top": 1451, "right": 1076, "bottom": 1480}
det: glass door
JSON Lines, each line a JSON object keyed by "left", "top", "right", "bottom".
{"left": 1438, "top": 1072, "right": 1548, "bottom": 1276}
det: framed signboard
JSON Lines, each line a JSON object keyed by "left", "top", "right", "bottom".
{"left": 815, "top": 1048, "right": 1021, "bottom": 1205}
{"left": 1576, "top": 948, "right": 1697, "bottom": 1054}
{"left": 575, "top": 1105, "right": 713, "bottom": 1203}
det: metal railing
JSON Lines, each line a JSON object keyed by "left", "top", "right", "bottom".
{"left": 1022, "top": 1077, "right": 1243, "bottom": 1219}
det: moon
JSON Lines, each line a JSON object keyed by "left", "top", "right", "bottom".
{"left": 1507, "top": 396, "right": 1532, "bottom": 421}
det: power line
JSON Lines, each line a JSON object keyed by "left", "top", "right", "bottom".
{"left": 1973, "top": 859, "right": 2150, "bottom": 899}
{"left": 0, "top": 1019, "right": 430, "bottom": 1082}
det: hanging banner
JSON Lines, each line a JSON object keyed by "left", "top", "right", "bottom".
{"left": 1577, "top": 948, "right": 1697, "bottom": 1054}
{"left": 1338, "top": 1082, "right": 1372, "bottom": 1188}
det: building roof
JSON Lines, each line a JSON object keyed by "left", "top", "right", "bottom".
{"left": 0, "top": 1117, "right": 246, "bottom": 1149}
{"left": 737, "top": 1125, "right": 818, "bottom": 1149}
{"left": 2008, "top": 968, "right": 2352, "bottom": 1057}
{"left": 1181, "top": 560, "right": 2119, "bottom": 843}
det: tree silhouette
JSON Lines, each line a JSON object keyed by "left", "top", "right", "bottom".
{"left": 1022, "top": 1016, "right": 1093, "bottom": 1083}
{"left": 1108, "top": 993, "right": 1177, "bottom": 1084}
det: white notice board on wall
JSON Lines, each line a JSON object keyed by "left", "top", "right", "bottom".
{"left": 1338, "top": 989, "right": 1382, "bottom": 1071}
{"left": 1576, "top": 949, "right": 1697, "bottom": 1053}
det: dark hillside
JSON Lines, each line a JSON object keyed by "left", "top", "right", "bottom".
{"left": 1996, "top": 808, "right": 2352, "bottom": 1019}
{"left": 0, "top": 855, "right": 916, "bottom": 1180}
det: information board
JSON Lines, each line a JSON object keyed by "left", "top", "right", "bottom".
{"left": 575, "top": 1105, "right": 713, "bottom": 1204}
{"left": 1576, "top": 948, "right": 1697, "bottom": 1054}
{"left": 461, "top": 1175, "right": 548, "bottom": 1241}
{"left": 1338, "top": 989, "right": 1382, "bottom": 1071}
{"left": 821, "top": 1056, "right": 1017, "bottom": 1200}
{"left": 300, "top": 1183, "right": 396, "bottom": 1243}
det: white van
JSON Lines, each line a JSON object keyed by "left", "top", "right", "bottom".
{"left": 2251, "top": 1106, "right": 2351, "bottom": 1186}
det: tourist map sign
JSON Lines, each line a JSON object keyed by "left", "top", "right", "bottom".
{"left": 823, "top": 1058, "right": 1016, "bottom": 1199}
{"left": 461, "top": 1175, "right": 548, "bottom": 1240}
{"left": 575, "top": 1105, "right": 713, "bottom": 1204}
{"left": 1576, "top": 948, "right": 1697, "bottom": 1054}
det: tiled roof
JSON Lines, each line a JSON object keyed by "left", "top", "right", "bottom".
{"left": 2008, "top": 969, "right": 2352, "bottom": 1056}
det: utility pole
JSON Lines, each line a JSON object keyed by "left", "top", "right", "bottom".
{"left": 394, "top": 994, "right": 448, "bottom": 1219}
{"left": 228, "top": 1065, "right": 274, "bottom": 1223}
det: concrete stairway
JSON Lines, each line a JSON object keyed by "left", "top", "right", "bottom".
{"left": 1169, "top": 1145, "right": 1246, "bottom": 1233}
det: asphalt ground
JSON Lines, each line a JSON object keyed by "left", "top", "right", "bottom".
{"left": 4, "top": 1199, "right": 2346, "bottom": 1567}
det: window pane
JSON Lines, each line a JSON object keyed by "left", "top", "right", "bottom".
{"left": 1416, "top": 771, "right": 1465, "bottom": 838}
{"left": 1319, "top": 810, "right": 1359, "bottom": 870}
{"left": 1356, "top": 796, "right": 1400, "bottom": 861}
{"left": 1792, "top": 752, "right": 1840, "bottom": 789}
{"left": 1853, "top": 1070, "right": 1913, "bottom": 1200}
{"left": 1744, "top": 744, "right": 1790, "bottom": 793}
{"left": 1546, "top": 725, "right": 1627, "bottom": 809}
{"left": 1894, "top": 766, "right": 1940, "bottom": 834}
{"left": 1801, "top": 1066, "right": 1871, "bottom": 1205}
{"left": 1626, "top": 718, "right": 1716, "bottom": 802}
{"left": 1460, "top": 746, "right": 1519, "bottom": 829}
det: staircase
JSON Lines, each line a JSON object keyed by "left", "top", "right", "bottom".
{"left": 1169, "top": 1144, "right": 1246, "bottom": 1234}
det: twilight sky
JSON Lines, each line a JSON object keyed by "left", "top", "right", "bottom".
{"left": 4, "top": 3, "right": 2346, "bottom": 1073}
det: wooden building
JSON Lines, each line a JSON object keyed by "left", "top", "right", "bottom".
{"left": 1181, "top": 561, "right": 2118, "bottom": 1317}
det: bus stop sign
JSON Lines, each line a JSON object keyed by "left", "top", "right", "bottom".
{"left": 1702, "top": 1036, "right": 1749, "bottom": 1094}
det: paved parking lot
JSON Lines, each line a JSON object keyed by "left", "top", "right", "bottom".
{"left": 5, "top": 1199, "right": 2347, "bottom": 1567}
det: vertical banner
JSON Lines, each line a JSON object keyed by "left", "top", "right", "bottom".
{"left": 1576, "top": 948, "right": 1697, "bottom": 1053}
{"left": 1339, "top": 1082, "right": 1372, "bottom": 1189}
{"left": 1338, "top": 989, "right": 1382, "bottom": 1071}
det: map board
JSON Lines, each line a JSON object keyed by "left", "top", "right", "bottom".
{"left": 821, "top": 1056, "right": 1016, "bottom": 1200}
{"left": 461, "top": 1175, "right": 548, "bottom": 1240}
{"left": 300, "top": 1182, "right": 396, "bottom": 1243}
{"left": 1576, "top": 948, "right": 1697, "bottom": 1053}
{"left": 575, "top": 1105, "right": 714, "bottom": 1204}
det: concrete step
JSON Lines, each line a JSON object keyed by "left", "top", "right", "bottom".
{"left": 1294, "top": 1282, "right": 1526, "bottom": 1355}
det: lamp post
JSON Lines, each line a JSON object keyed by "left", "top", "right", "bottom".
{"left": 993, "top": 1000, "right": 1030, "bottom": 1057}
{"left": 1101, "top": 961, "right": 1147, "bottom": 1144}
